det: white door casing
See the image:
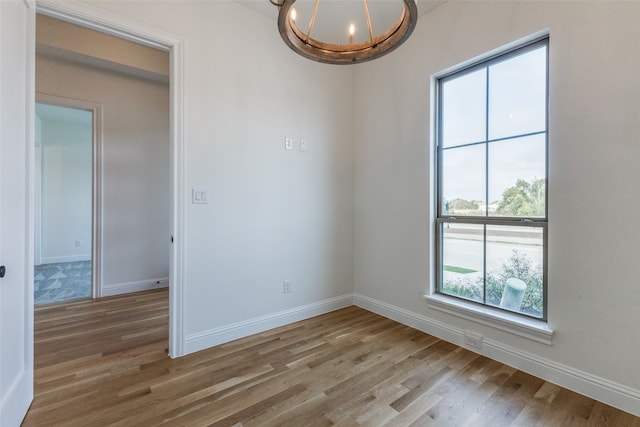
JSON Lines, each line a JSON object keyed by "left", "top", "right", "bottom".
{"left": 36, "top": 1, "right": 186, "bottom": 357}
{"left": 0, "top": 0, "right": 35, "bottom": 424}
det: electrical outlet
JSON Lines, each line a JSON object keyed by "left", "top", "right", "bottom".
{"left": 283, "top": 280, "right": 292, "bottom": 294}
{"left": 285, "top": 137, "right": 293, "bottom": 150}
{"left": 464, "top": 331, "right": 483, "bottom": 351}
{"left": 75, "top": 240, "right": 81, "bottom": 247}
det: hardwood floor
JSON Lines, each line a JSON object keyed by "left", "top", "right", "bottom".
{"left": 23, "top": 289, "right": 639, "bottom": 426}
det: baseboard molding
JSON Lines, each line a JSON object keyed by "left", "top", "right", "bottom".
{"left": 101, "top": 277, "right": 168, "bottom": 297}
{"left": 184, "top": 294, "right": 354, "bottom": 355}
{"left": 0, "top": 369, "right": 32, "bottom": 427}
{"left": 353, "top": 293, "right": 640, "bottom": 417}
{"left": 39, "top": 254, "right": 91, "bottom": 264}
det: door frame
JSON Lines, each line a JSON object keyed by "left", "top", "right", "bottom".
{"left": 33, "top": 0, "right": 186, "bottom": 357}
{"left": 35, "top": 94, "right": 102, "bottom": 298}
{"left": 0, "top": 1, "right": 36, "bottom": 424}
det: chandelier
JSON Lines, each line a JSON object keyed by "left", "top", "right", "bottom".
{"left": 270, "top": 0, "right": 418, "bottom": 65}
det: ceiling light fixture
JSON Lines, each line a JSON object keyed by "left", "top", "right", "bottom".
{"left": 270, "top": 0, "right": 418, "bottom": 65}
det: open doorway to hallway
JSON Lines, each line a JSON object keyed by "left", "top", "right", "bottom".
{"left": 35, "top": 13, "right": 171, "bottom": 302}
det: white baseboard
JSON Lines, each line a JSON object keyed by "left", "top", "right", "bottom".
{"left": 39, "top": 254, "right": 91, "bottom": 264}
{"left": 184, "top": 294, "right": 354, "bottom": 355}
{"left": 0, "top": 369, "right": 32, "bottom": 427}
{"left": 353, "top": 293, "right": 640, "bottom": 417}
{"left": 101, "top": 277, "right": 168, "bottom": 297}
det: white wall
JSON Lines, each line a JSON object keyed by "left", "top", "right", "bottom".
{"left": 354, "top": 0, "right": 640, "bottom": 414}
{"left": 36, "top": 50, "right": 170, "bottom": 292}
{"left": 79, "top": 1, "right": 355, "bottom": 344}
{"left": 39, "top": 116, "right": 92, "bottom": 264}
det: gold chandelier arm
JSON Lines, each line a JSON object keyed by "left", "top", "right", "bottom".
{"left": 269, "top": 0, "right": 284, "bottom": 7}
{"left": 363, "top": 0, "right": 374, "bottom": 45}
{"left": 306, "top": 0, "right": 321, "bottom": 42}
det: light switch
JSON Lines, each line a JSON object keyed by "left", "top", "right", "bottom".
{"left": 285, "top": 137, "right": 293, "bottom": 150}
{"left": 192, "top": 188, "right": 209, "bottom": 204}
{"left": 300, "top": 139, "right": 308, "bottom": 152}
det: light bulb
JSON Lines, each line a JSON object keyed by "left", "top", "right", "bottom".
{"left": 349, "top": 23, "right": 355, "bottom": 36}
{"left": 290, "top": 8, "right": 297, "bottom": 21}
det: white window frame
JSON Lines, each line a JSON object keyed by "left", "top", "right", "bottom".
{"left": 425, "top": 34, "right": 554, "bottom": 345}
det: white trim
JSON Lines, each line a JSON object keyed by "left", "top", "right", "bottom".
{"left": 24, "top": 1, "right": 37, "bottom": 422}
{"left": 39, "top": 255, "right": 90, "bottom": 264}
{"left": 36, "top": 1, "right": 171, "bottom": 51}
{"left": 482, "top": 340, "right": 640, "bottom": 417}
{"left": 424, "top": 294, "right": 554, "bottom": 345}
{"left": 101, "top": 277, "right": 168, "bottom": 297}
{"left": 169, "top": 38, "right": 186, "bottom": 359}
{"left": 184, "top": 295, "right": 354, "bottom": 355}
{"left": 34, "top": 0, "right": 186, "bottom": 357}
{"left": 354, "top": 293, "right": 640, "bottom": 417}
{"left": 0, "top": 370, "right": 33, "bottom": 427}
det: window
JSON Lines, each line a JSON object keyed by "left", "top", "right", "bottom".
{"left": 436, "top": 38, "right": 548, "bottom": 320}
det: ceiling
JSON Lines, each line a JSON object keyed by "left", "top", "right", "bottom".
{"left": 235, "top": 0, "right": 444, "bottom": 44}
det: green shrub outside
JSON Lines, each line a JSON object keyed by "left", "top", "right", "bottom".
{"left": 443, "top": 250, "right": 543, "bottom": 317}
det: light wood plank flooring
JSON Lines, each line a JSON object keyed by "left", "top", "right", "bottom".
{"left": 23, "top": 289, "right": 640, "bottom": 426}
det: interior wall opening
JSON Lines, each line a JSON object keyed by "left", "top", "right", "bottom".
{"left": 35, "top": 13, "right": 171, "bottom": 302}
{"left": 34, "top": 102, "right": 93, "bottom": 305}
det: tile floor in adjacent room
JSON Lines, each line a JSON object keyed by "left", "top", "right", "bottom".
{"left": 34, "top": 260, "right": 91, "bottom": 305}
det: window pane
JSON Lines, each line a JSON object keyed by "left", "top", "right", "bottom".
{"left": 442, "top": 223, "right": 484, "bottom": 303}
{"left": 441, "top": 69, "right": 486, "bottom": 148}
{"left": 485, "top": 225, "right": 544, "bottom": 318}
{"left": 488, "top": 46, "right": 547, "bottom": 140}
{"left": 488, "top": 134, "right": 545, "bottom": 217}
{"left": 441, "top": 144, "right": 486, "bottom": 216}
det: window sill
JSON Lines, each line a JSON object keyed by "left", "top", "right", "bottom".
{"left": 423, "top": 294, "right": 554, "bottom": 345}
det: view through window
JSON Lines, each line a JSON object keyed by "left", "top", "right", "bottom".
{"left": 436, "top": 38, "right": 548, "bottom": 319}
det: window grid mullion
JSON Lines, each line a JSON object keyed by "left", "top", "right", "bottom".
{"left": 440, "top": 129, "right": 547, "bottom": 152}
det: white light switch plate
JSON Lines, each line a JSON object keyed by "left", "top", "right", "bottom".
{"left": 300, "top": 139, "right": 308, "bottom": 152}
{"left": 192, "top": 188, "right": 209, "bottom": 204}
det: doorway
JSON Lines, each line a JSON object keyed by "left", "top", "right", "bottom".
{"left": 34, "top": 100, "right": 99, "bottom": 305}
{"left": 33, "top": 2, "right": 185, "bottom": 357}
{"left": 36, "top": 12, "right": 172, "bottom": 300}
